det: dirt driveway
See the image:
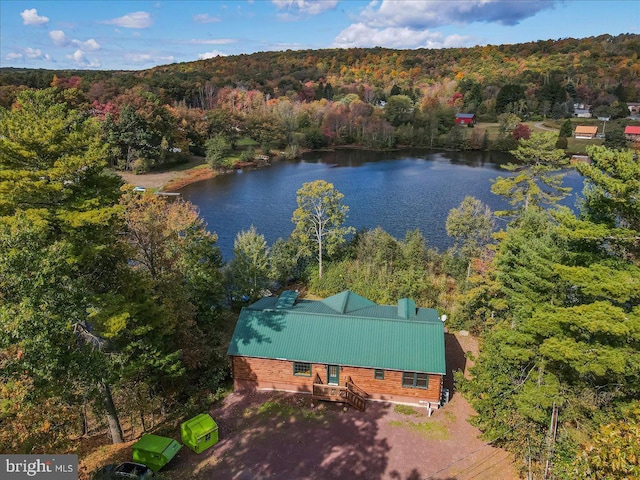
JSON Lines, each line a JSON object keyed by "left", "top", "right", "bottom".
{"left": 159, "top": 334, "right": 518, "bottom": 480}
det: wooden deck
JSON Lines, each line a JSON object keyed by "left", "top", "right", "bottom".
{"left": 312, "top": 376, "right": 368, "bottom": 411}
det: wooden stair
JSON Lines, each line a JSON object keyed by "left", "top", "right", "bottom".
{"left": 312, "top": 375, "right": 368, "bottom": 411}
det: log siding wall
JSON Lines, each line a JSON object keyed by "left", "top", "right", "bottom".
{"left": 231, "top": 356, "right": 443, "bottom": 405}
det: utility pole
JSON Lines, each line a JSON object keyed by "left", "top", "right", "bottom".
{"left": 598, "top": 115, "right": 610, "bottom": 139}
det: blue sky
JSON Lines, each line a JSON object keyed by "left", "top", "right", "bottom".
{"left": 1, "top": 0, "right": 638, "bottom": 71}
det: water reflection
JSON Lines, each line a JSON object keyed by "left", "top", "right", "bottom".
{"left": 179, "top": 149, "right": 583, "bottom": 260}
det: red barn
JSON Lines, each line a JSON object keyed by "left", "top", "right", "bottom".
{"left": 455, "top": 113, "right": 476, "bottom": 126}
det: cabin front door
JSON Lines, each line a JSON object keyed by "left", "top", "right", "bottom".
{"left": 327, "top": 365, "right": 340, "bottom": 385}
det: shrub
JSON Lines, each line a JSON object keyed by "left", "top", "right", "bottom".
{"left": 555, "top": 136, "right": 568, "bottom": 149}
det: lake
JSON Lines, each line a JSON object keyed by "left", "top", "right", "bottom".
{"left": 179, "top": 149, "right": 585, "bottom": 260}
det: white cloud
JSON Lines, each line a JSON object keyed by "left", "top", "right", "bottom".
{"left": 193, "top": 13, "right": 221, "bottom": 24}
{"left": 272, "top": 0, "right": 338, "bottom": 16}
{"left": 121, "top": 53, "right": 175, "bottom": 65}
{"left": 198, "top": 50, "right": 228, "bottom": 59}
{"left": 21, "top": 8, "right": 49, "bottom": 25}
{"left": 125, "top": 53, "right": 153, "bottom": 63}
{"left": 331, "top": 0, "right": 556, "bottom": 50}
{"left": 72, "top": 38, "right": 100, "bottom": 51}
{"left": 49, "top": 30, "right": 68, "bottom": 47}
{"left": 102, "top": 11, "right": 153, "bottom": 29}
{"left": 5, "top": 48, "right": 51, "bottom": 62}
{"left": 358, "top": 0, "right": 558, "bottom": 29}
{"left": 65, "top": 49, "right": 100, "bottom": 67}
{"left": 333, "top": 22, "right": 471, "bottom": 49}
{"left": 50, "top": 30, "right": 100, "bottom": 51}
{"left": 66, "top": 49, "right": 86, "bottom": 63}
{"left": 155, "top": 55, "right": 175, "bottom": 64}
{"left": 189, "top": 38, "right": 236, "bottom": 45}
{"left": 276, "top": 13, "right": 299, "bottom": 22}
{"left": 24, "top": 47, "right": 42, "bottom": 58}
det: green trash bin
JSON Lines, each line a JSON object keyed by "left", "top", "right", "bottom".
{"left": 132, "top": 434, "right": 182, "bottom": 472}
{"left": 180, "top": 413, "right": 219, "bottom": 454}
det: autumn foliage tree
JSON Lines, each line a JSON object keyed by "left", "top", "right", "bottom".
{"left": 446, "top": 196, "right": 494, "bottom": 279}
{"left": 512, "top": 123, "right": 531, "bottom": 141}
{"left": 292, "top": 180, "right": 354, "bottom": 279}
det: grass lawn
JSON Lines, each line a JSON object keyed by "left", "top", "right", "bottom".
{"left": 237, "top": 137, "right": 260, "bottom": 147}
{"left": 567, "top": 137, "right": 604, "bottom": 154}
{"left": 473, "top": 121, "right": 557, "bottom": 142}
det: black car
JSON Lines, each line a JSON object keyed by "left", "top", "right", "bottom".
{"left": 93, "top": 462, "right": 155, "bottom": 479}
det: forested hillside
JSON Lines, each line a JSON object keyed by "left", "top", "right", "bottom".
{"left": 1, "top": 34, "right": 638, "bottom": 172}
{"left": 2, "top": 34, "right": 639, "bottom": 112}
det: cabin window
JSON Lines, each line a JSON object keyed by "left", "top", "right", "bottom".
{"left": 402, "top": 372, "right": 429, "bottom": 389}
{"left": 293, "top": 362, "right": 312, "bottom": 376}
{"left": 374, "top": 369, "right": 385, "bottom": 380}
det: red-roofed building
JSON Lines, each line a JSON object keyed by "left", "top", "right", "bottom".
{"left": 624, "top": 125, "right": 640, "bottom": 141}
{"left": 455, "top": 113, "right": 476, "bottom": 126}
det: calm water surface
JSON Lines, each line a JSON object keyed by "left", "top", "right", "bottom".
{"left": 179, "top": 149, "right": 584, "bottom": 260}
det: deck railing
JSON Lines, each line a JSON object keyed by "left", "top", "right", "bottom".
{"left": 312, "top": 376, "right": 368, "bottom": 411}
{"left": 312, "top": 383, "right": 346, "bottom": 401}
{"left": 346, "top": 377, "right": 369, "bottom": 399}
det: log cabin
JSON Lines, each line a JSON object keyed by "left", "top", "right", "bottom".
{"left": 227, "top": 290, "right": 446, "bottom": 411}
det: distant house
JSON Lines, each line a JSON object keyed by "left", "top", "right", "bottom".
{"left": 627, "top": 102, "right": 640, "bottom": 117}
{"left": 624, "top": 125, "right": 640, "bottom": 141}
{"left": 573, "top": 108, "right": 592, "bottom": 118}
{"left": 574, "top": 125, "right": 598, "bottom": 139}
{"left": 455, "top": 113, "right": 476, "bottom": 126}
{"left": 227, "top": 290, "right": 446, "bottom": 410}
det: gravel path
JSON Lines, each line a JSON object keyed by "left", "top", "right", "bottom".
{"left": 533, "top": 121, "right": 558, "bottom": 132}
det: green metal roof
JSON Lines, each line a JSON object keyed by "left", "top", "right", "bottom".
{"left": 228, "top": 290, "right": 446, "bottom": 375}
{"left": 321, "top": 290, "right": 376, "bottom": 313}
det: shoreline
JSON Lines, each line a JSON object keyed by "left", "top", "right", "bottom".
{"left": 117, "top": 156, "right": 216, "bottom": 192}
{"left": 117, "top": 137, "right": 575, "bottom": 193}
{"left": 116, "top": 147, "right": 420, "bottom": 192}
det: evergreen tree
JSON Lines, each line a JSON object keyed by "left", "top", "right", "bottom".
{"left": 559, "top": 119, "right": 573, "bottom": 138}
{"left": 603, "top": 127, "right": 628, "bottom": 150}
{"left": 496, "top": 84, "right": 526, "bottom": 114}
{"left": 491, "top": 132, "right": 569, "bottom": 214}
{"left": 323, "top": 82, "right": 334, "bottom": 100}
{"left": 463, "top": 146, "right": 640, "bottom": 476}
{"left": 0, "top": 88, "right": 125, "bottom": 445}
